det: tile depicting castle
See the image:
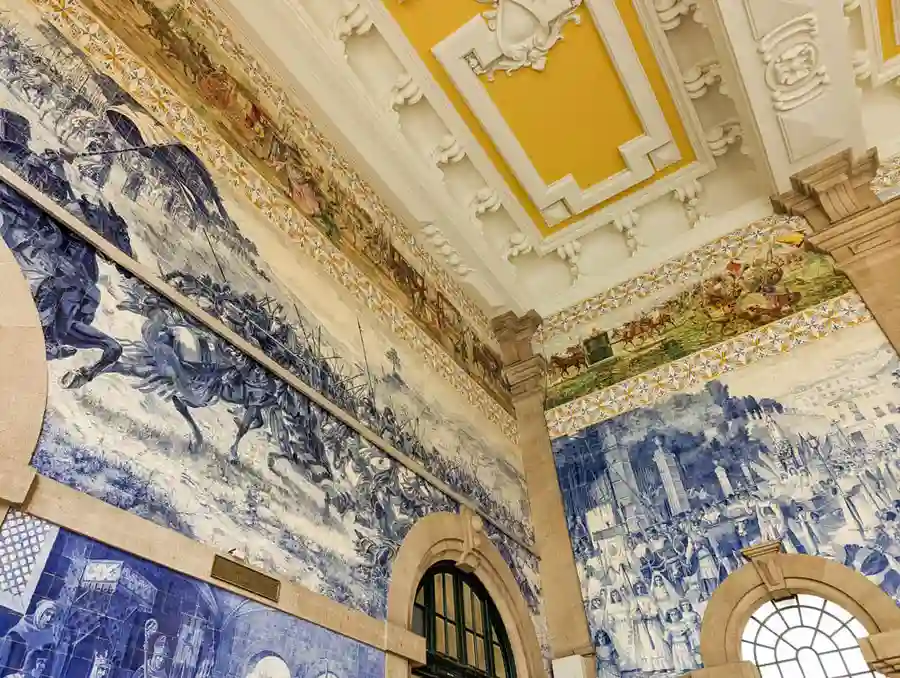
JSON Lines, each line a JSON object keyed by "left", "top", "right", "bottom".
{"left": 0, "top": 512, "right": 385, "bottom": 678}
{"left": 554, "top": 321, "right": 900, "bottom": 678}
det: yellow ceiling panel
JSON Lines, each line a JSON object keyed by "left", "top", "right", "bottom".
{"left": 386, "top": 0, "right": 695, "bottom": 236}
{"left": 878, "top": 0, "right": 900, "bottom": 60}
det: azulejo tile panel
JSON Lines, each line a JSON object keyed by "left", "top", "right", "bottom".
{"left": 0, "top": 512, "right": 385, "bottom": 678}
{"left": 0, "top": 0, "right": 532, "bottom": 548}
{"left": 539, "top": 216, "right": 808, "bottom": 341}
{"left": 553, "top": 319, "right": 900, "bottom": 678}
{"left": 27, "top": 0, "right": 516, "bottom": 432}
{"left": 546, "top": 293, "right": 873, "bottom": 438}
{"left": 544, "top": 227, "right": 852, "bottom": 409}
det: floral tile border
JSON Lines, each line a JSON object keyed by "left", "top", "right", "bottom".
{"left": 538, "top": 215, "right": 807, "bottom": 342}
{"left": 545, "top": 292, "right": 873, "bottom": 438}
{"left": 34, "top": 0, "right": 518, "bottom": 441}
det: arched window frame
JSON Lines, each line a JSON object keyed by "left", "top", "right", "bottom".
{"left": 695, "top": 541, "right": 900, "bottom": 678}
{"left": 412, "top": 562, "right": 516, "bottom": 678}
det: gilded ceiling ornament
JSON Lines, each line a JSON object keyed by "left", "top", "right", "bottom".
{"left": 472, "top": 0, "right": 582, "bottom": 80}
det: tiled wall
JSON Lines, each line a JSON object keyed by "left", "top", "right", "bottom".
{"left": 0, "top": 510, "right": 384, "bottom": 678}
{"left": 553, "top": 318, "right": 900, "bottom": 678}
{"left": 0, "top": 0, "right": 544, "bottom": 643}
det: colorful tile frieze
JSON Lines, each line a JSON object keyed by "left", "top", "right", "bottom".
{"left": 543, "top": 225, "right": 854, "bottom": 410}
{"left": 546, "top": 292, "right": 873, "bottom": 438}
{"left": 30, "top": 0, "right": 517, "bottom": 438}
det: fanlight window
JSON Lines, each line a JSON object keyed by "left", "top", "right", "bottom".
{"left": 412, "top": 563, "right": 515, "bottom": 678}
{"left": 741, "top": 595, "right": 881, "bottom": 678}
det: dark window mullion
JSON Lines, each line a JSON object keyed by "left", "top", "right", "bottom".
{"left": 453, "top": 571, "right": 467, "bottom": 664}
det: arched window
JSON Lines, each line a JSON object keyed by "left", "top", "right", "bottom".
{"left": 411, "top": 563, "right": 516, "bottom": 678}
{"left": 741, "top": 595, "right": 880, "bottom": 678}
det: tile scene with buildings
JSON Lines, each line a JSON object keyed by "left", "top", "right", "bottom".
{"left": 0, "top": 512, "right": 384, "bottom": 678}
{"left": 554, "top": 321, "right": 900, "bottom": 677}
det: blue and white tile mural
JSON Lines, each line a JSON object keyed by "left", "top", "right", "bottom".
{"left": 554, "top": 321, "right": 900, "bottom": 678}
{"left": 0, "top": 0, "right": 531, "bottom": 547}
{"left": 0, "top": 0, "right": 545, "bottom": 627}
{"left": 0, "top": 511, "right": 385, "bottom": 678}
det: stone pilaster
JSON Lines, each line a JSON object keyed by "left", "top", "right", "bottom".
{"left": 491, "top": 311, "right": 593, "bottom": 666}
{"left": 772, "top": 148, "right": 900, "bottom": 353}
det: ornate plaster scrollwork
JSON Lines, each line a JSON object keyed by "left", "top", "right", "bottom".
{"left": 421, "top": 224, "right": 474, "bottom": 277}
{"left": 457, "top": 507, "right": 485, "bottom": 572}
{"left": 682, "top": 61, "right": 723, "bottom": 99}
{"left": 503, "top": 231, "right": 533, "bottom": 260}
{"left": 335, "top": 0, "right": 374, "bottom": 42}
{"left": 555, "top": 240, "right": 583, "bottom": 285}
{"left": 673, "top": 179, "right": 707, "bottom": 228}
{"left": 853, "top": 50, "right": 872, "bottom": 83}
{"left": 390, "top": 73, "right": 424, "bottom": 110}
{"left": 433, "top": 135, "right": 467, "bottom": 166}
{"left": 654, "top": 0, "right": 695, "bottom": 31}
{"left": 759, "top": 15, "right": 830, "bottom": 112}
{"left": 470, "top": 0, "right": 583, "bottom": 80}
{"left": 471, "top": 187, "right": 502, "bottom": 216}
{"left": 613, "top": 211, "right": 642, "bottom": 256}
{"left": 706, "top": 120, "right": 742, "bottom": 157}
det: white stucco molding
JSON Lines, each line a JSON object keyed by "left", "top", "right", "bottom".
{"left": 432, "top": 0, "right": 680, "bottom": 225}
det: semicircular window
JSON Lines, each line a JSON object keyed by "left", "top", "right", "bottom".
{"left": 741, "top": 594, "right": 883, "bottom": 678}
{"left": 411, "top": 563, "right": 516, "bottom": 678}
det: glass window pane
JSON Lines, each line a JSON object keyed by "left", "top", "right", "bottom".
{"left": 436, "top": 574, "right": 446, "bottom": 616}
{"left": 436, "top": 620, "right": 446, "bottom": 655}
{"left": 841, "top": 648, "right": 869, "bottom": 674}
{"left": 476, "top": 637, "right": 486, "bottom": 671}
{"left": 445, "top": 574, "right": 456, "bottom": 621}
{"left": 822, "top": 651, "right": 849, "bottom": 678}
{"left": 466, "top": 631, "right": 476, "bottom": 666}
{"left": 494, "top": 644, "right": 505, "bottom": 678}
{"left": 755, "top": 646, "right": 776, "bottom": 666}
{"left": 743, "top": 617, "right": 762, "bottom": 643}
{"left": 833, "top": 629, "right": 858, "bottom": 650}
{"left": 416, "top": 586, "right": 425, "bottom": 606}
{"left": 412, "top": 606, "right": 425, "bottom": 637}
{"left": 446, "top": 621, "right": 458, "bottom": 659}
{"left": 463, "top": 583, "right": 473, "bottom": 628}
{"left": 474, "top": 598, "right": 484, "bottom": 634}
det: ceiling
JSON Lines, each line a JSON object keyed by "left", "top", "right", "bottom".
{"left": 203, "top": 0, "right": 900, "bottom": 329}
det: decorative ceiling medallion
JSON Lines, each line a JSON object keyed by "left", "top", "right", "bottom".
{"left": 433, "top": 0, "right": 680, "bottom": 226}
{"left": 470, "top": 0, "right": 582, "bottom": 80}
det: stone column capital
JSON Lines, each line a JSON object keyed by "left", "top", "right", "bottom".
{"left": 491, "top": 310, "right": 542, "bottom": 365}
{"left": 503, "top": 354, "right": 547, "bottom": 402}
{"left": 772, "top": 148, "right": 882, "bottom": 231}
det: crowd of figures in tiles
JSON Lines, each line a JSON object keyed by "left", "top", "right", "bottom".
{"left": 0, "top": 0, "right": 540, "bottom": 620}
{"left": 0, "top": 512, "right": 386, "bottom": 678}
{"left": 554, "top": 321, "right": 900, "bottom": 678}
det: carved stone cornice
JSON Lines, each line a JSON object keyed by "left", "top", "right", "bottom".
{"left": 491, "top": 310, "right": 542, "bottom": 365}
{"left": 771, "top": 148, "right": 881, "bottom": 231}
{"left": 503, "top": 355, "right": 547, "bottom": 401}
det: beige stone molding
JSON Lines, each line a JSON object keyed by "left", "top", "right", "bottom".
{"left": 699, "top": 552, "right": 900, "bottom": 668}
{"left": 386, "top": 511, "right": 546, "bottom": 678}
{"left": 772, "top": 147, "right": 900, "bottom": 353}
{"left": 0, "top": 223, "right": 47, "bottom": 484}
{"left": 0, "top": 164, "right": 534, "bottom": 555}
{"left": 491, "top": 311, "right": 593, "bottom": 661}
{"left": 859, "top": 629, "right": 900, "bottom": 677}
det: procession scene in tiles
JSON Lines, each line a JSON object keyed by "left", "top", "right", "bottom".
{"left": 0, "top": 0, "right": 541, "bottom": 622}
{"left": 554, "top": 321, "right": 900, "bottom": 677}
{"left": 0, "top": 512, "right": 386, "bottom": 678}
{"left": 545, "top": 232, "right": 853, "bottom": 409}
